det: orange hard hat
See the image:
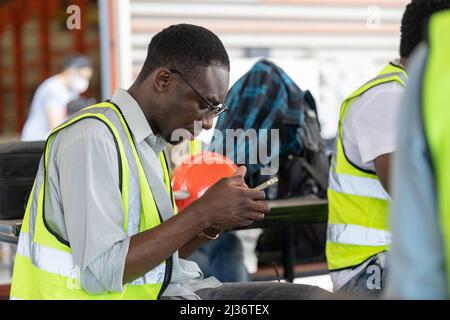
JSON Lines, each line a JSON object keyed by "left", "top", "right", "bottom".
{"left": 171, "top": 152, "right": 238, "bottom": 211}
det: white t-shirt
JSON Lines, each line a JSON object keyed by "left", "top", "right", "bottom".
{"left": 21, "top": 75, "right": 78, "bottom": 141}
{"left": 341, "top": 81, "right": 405, "bottom": 172}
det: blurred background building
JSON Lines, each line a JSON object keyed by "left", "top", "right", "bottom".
{"left": 0, "top": 0, "right": 409, "bottom": 141}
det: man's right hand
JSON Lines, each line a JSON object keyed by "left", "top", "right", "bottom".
{"left": 124, "top": 166, "right": 269, "bottom": 284}
{"left": 187, "top": 166, "right": 270, "bottom": 230}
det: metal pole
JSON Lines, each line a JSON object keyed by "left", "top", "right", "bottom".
{"left": 98, "top": 0, "right": 112, "bottom": 100}
{"left": 282, "top": 224, "right": 296, "bottom": 282}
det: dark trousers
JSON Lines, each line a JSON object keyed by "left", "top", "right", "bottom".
{"left": 195, "top": 282, "right": 331, "bottom": 300}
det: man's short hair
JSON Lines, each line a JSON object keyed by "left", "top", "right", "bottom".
{"left": 63, "top": 53, "right": 93, "bottom": 70}
{"left": 400, "top": 0, "right": 450, "bottom": 58}
{"left": 137, "top": 24, "right": 230, "bottom": 83}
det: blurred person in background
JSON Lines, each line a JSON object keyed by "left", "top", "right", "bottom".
{"left": 326, "top": 0, "right": 450, "bottom": 298}
{"left": 387, "top": 10, "right": 450, "bottom": 299}
{"left": 21, "top": 54, "right": 93, "bottom": 141}
{"left": 67, "top": 97, "right": 97, "bottom": 117}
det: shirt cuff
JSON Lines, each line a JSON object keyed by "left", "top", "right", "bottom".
{"left": 80, "top": 237, "right": 131, "bottom": 294}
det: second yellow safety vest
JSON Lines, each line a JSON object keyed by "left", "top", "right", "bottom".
{"left": 326, "top": 63, "right": 407, "bottom": 271}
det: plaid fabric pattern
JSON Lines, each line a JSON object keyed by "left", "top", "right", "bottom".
{"left": 210, "top": 59, "right": 317, "bottom": 177}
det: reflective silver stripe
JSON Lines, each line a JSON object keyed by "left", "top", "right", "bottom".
{"left": 17, "top": 232, "right": 79, "bottom": 281}
{"left": 327, "top": 223, "right": 391, "bottom": 246}
{"left": 9, "top": 296, "right": 22, "bottom": 300}
{"left": 17, "top": 231, "right": 164, "bottom": 286}
{"left": 329, "top": 166, "right": 390, "bottom": 200}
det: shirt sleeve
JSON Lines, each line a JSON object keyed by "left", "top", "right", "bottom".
{"left": 55, "top": 119, "right": 130, "bottom": 294}
{"left": 41, "top": 83, "right": 69, "bottom": 112}
{"left": 352, "top": 82, "right": 405, "bottom": 165}
{"left": 386, "top": 45, "right": 447, "bottom": 299}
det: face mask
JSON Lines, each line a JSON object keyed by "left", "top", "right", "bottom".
{"left": 68, "top": 72, "right": 89, "bottom": 94}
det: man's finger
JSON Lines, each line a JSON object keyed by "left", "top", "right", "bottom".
{"left": 227, "top": 175, "right": 246, "bottom": 186}
{"left": 233, "top": 166, "right": 247, "bottom": 178}
{"left": 239, "top": 219, "right": 254, "bottom": 227}
{"left": 250, "top": 201, "right": 270, "bottom": 214}
{"left": 239, "top": 188, "right": 266, "bottom": 200}
{"left": 246, "top": 211, "right": 266, "bottom": 221}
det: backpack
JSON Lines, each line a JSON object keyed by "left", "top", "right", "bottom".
{"left": 209, "top": 60, "right": 330, "bottom": 269}
{"left": 209, "top": 59, "right": 328, "bottom": 199}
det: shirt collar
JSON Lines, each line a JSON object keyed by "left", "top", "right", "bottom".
{"left": 392, "top": 58, "right": 405, "bottom": 70}
{"left": 110, "top": 89, "right": 167, "bottom": 153}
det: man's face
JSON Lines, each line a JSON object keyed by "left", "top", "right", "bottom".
{"left": 79, "top": 67, "right": 93, "bottom": 80}
{"left": 162, "top": 65, "right": 230, "bottom": 144}
{"left": 66, "top": 67, "right": 93, "bottom": 94}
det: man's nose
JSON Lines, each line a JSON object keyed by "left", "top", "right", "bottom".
{"left": 202, "top": 115, "right": 214, "bottom": 130}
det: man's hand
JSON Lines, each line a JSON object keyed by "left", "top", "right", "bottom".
{"left": 187, "top": 166, "right": 269, "bottom": 231}
{"left": 124, "top": 166, "right": 269, "bottom": 283}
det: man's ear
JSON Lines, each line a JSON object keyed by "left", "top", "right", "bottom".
{"left": 153, "top": 68, "right": 172, "bottom": 92}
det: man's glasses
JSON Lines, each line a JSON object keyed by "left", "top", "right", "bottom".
{"left": 170, "top": 69, "right": 228, "bottom": 119}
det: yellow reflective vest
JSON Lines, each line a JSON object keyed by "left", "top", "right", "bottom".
{"left": 10, "top": 102, "right": 175, "bottom": 299}
{"left": 422, "top": 10, "right": 450, "bottom": 293}
{"left": 326, "top": 63, "right": 407, "bottom": 271}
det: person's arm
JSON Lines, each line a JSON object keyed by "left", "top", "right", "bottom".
{"left": 354, "top": 82, "right": 404, "bottom": 195}
{"left": 47, "top": 105, "right": 67, "bottom": 130}
{"left": 177, "top": 168, "right": 251, "bottom": 259}
{"left": 374, "top": 153, "right": 392, "bottom": 194}
{"left": 177, "top": 227, "right": 220, "bottom": 259}
{"left": 57, "top": 120, "right": 267, "bottom": 290}
{"left": 123, "top": 166, "right": 268, "bottom": 284}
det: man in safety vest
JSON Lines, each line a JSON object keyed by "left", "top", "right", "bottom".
{"left": 326, "top": 0, "right": 450, "bottom": 297}
{"left": 387, "top": 10, "right": 450, "bottom": 299}
{"left": 10, "top": 24, "right": 328, "bottom": 300}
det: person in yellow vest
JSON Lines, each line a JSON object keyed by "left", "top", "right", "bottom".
{"left": 387, "top": 10, "right": 450, "bottom": 299}
{"left": 10, "top": 24, "right": 329, "bottom": 300}
{"left": 326, "top": 0, "right": 450, "bottom": 297}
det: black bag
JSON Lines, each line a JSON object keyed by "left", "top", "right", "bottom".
{"left": 0, "top": 141, "right": 45, "bottom": 219}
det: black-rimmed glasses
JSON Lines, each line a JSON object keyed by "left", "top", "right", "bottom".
{"left": 170, "top": 69, "right": 228, "bottom": 118}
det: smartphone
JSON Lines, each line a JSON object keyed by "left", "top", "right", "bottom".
{"left": 254, "top": 176, "right": 279, "bottom": 191}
